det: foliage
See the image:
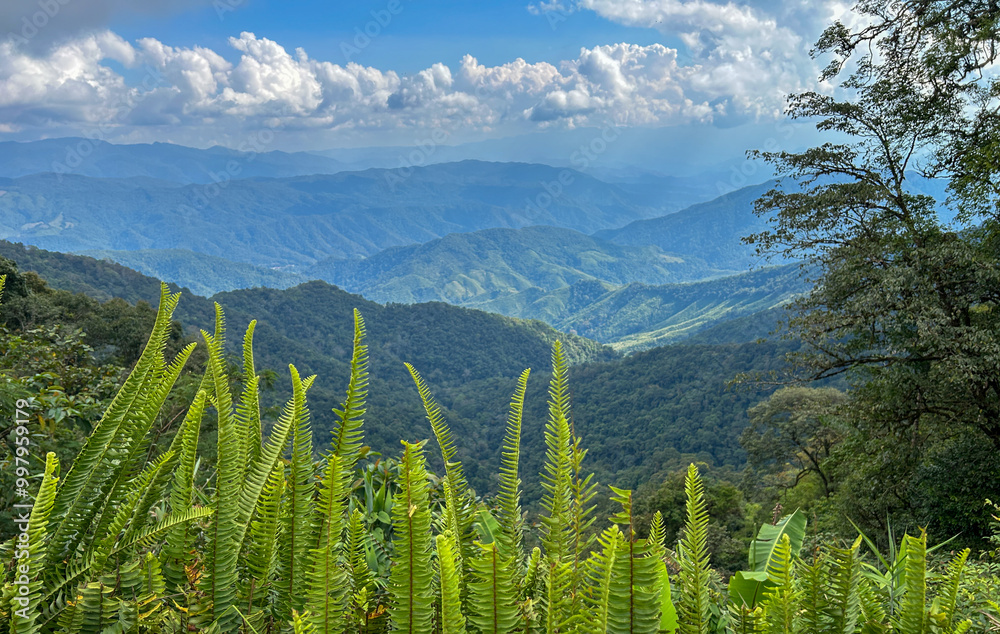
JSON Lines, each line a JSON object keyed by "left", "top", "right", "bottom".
{"left": 0, "top": 286, "right": 996, "bottom": 632}
{"left": 3, "top": 242, "right": 796, "bottom": 502}
{"left": 743, "top": 0, "right": 1000, "bottom": 546}
{"left": 740, "top": 387, "right": 847, "bottom": 498}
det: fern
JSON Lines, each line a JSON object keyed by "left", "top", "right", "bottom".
{"left": 330, "top": 309, "right": 369, "bottom": 472}
{"left": 437, "top": 534, "right": 467, "bottom": 634}
{"left": 894, "top": 532, "right": 927, "bottom": 634}
{"left": 161, "top": 390, "right": 206, "bottom": 589}
{"left": 606, "top": 487, "right": 661, "bottom": 634}
{"left": 10, "top": 453, "right": 59, "bottom": 634}
{"left": 759, "top": 534, "right": 794, "bottom": 634}
{"left": 930, "top": 548, "right": 971, "bottom": 633}
{"left": 468, "top": 541, "right": 520, "bottom": 634}
{"left": 406, "top": 364, "right": 474, "bottom": 571}
{"left": 45, "top": 284, "right": 180, "bottom": 572}
{"left": 276, "top": 365, "right": 318, "bottom": 620}
{"left": 246, "top": 465, "right": 285, "bottom": 594}
{"left": 496, "top": 368, "right": 530, "bottom": 564}
{"left": 199, "top": 323, "right": 243, "bottom": 630}
{"left": 794, "top": 557, "right": 827, "bottom": 634}
{"left": 347, "top": 508, "right": 374, "bottom": 608}
{"left": 305, "top": 454, "right": 351, "bottom": 634}
{"left": 236, "top": 320, "right": 262, "bottom": 470}
{"left": 39, "top": 507, "right": 214, "bottom": 630}
{"left": 676, "top": 464, "right": 710, "bottom": 634}
{"left": 388, "top": 441, "right": 435, "bottom": 634}
{"left": 583, "top": 527, "right": 620, "bottom": 634}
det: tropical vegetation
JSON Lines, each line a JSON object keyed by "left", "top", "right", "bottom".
{"left": 1, "top": 283, "right": 995, "bottom": 633}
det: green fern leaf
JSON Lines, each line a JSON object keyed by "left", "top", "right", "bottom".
{"left": 162, "top": 389, "right": 206, "bottom": 589}
{"left": 305, "top": 454, "right": 351, "bottom": 634}
{"left": 388, "top": 441, "right": 435, "bottom": 634}
{"left": 10, "top": 452, "right": 59, "bottom": 634}
{"left": 496, "top": 368, "right": 530, "bottom": 565}
{"left": 437, "top": 533, "right": 468, "bottom": 634}
{"left": 330, "top": 309, "right": 369, "bottom": 472}
{"left": 468, "top": 541, "right": 520, "bottom": 634}
{"left": 676, "top": 464, "right": 710, "bottom": 634}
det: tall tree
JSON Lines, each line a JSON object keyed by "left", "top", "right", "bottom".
{"left": 746, "top": 0, "right": 1000, "bottom": 541}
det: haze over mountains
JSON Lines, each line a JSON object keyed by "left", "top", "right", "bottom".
{"left": 0, "top": 137, "right": 808, "bottom": 352}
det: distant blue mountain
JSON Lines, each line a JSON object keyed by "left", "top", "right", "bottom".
{"left": 0, "top": 138, "right": 346, "bottom": 183}
{"left": 0, "top": 161, "right": 670, "bottom": 266}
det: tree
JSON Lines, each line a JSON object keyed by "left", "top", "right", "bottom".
{"left": 740, "top": 387, "right": 847, "bottom": 498}
{"left": 746, "top": 0, "right": 1000, "bottom": 542}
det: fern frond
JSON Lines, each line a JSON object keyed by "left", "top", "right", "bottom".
{"left": 437, "top": 534, "right": 467, "bottom": 634}
{"left": 40, "top": 507, "right": 214, "bottom": 630}
{"left": 858, "top": 577, "right": 888, "bottom": 634}
{"left": 46, "top": 284, "right": 180, "bottom": 570}
{"left": 894, "top": 531, "right": 927, "bottom": 634}
{"left": 276, "top": 365, "right": 317, "bottom": 619}
{"left": 162, "top": 389, "right": 206, "bottom": 589}
{"left": 10, "top": 452, "right": 59, "bottom": 634}
{"left": 199, "top": 324, "right": 244, "bottom": 630}
{"left": 330, "top": 309, "right": 369, "bottom": 473}
{"left": 305, "top": 454, "right": 351, "bottom": 634}
{"left": 90, "top": 450, "right": 175, "bottom": 574}
{"left": 388, "top": 441, "right": 435, "bottom": 634}
{"left": 236, "top": 320, "right": 262, "bottom": 470}
{"left": 583, "top": 527, "right": 620, "bottom": 634}
{"left": 930, "top": 548, "right": 969, "bottom": 633}
{"left": 676, "top": 464, "right": 710, "bottom": 634}
{"left": 539, "top": 342, "right": 574, "bottom": 566}
{"left": 794, "top": 557, "right": 827, "bottom": 634}
{"left": 84, "top": 340, "right": 196, "bottom": 563}
{"left": 760, "top": 534, "right": 795, "bottom": 634}
{"left": 496, "top": 368, "right": 530, "bottom": 565}
{"left": 826, "top": 536, "right": 863, "bottom": 633}
{"left": 347, "top": 508, "right": 373, "bottom": 597}
{"left": 467, "top": 541, "right": 520, "bottom": 634}
{"left": 247, "top": 465, "right": 285, "bottom": 590}
{"left": 606, "top": 488, "right": 661, "bottom": 634}
{"left": 649, "top": 511, "right": 666, "bottom": 558}
{"left": 405, "top": 364, "right": 474, "bottom": 552}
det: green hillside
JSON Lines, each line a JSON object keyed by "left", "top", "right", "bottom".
{"left": 595, "top": 180, "right": 777, "bottom": 270}
{"left": 543, "top": 264, "right": 806, "bottom": 351}
{"left": 78, "top": 248, "right": 309, "bottom": 296}
{"left": 309, "top": 225, "right": 729, "bottom": 304}
{"left": 1, "top": 242, "right": 787, "bottom": 494}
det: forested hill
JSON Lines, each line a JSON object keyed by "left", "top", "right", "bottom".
{"left": 308, "top": 225, "right": 727, "bottom": 304}
{"left": 1, "top": 240, "right": 788, "bottom": 495}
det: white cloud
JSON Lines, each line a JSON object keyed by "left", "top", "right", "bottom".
{"left": 0, "top": 1, "right": 842, "bottom": 147}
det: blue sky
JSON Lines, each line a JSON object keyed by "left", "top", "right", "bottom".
{"left": 0, "top": 0, "right": 849, "bottom": 164}
{"left": 105, "top": 0, "right": 677, "bottom": 73}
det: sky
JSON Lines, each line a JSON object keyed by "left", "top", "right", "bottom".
{"left": 0, "top": 0, "right": 856, "bottom": 158}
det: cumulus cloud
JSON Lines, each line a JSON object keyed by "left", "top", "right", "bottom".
{"left": 555, "top": 0, "right": 843, "bottom": 120}
{"left": 0, "top": 0, "right": 845, "bottom": 146}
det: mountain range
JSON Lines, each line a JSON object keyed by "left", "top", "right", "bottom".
{"left": 0, "top": 161, "right": 684, "bottom": 266}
